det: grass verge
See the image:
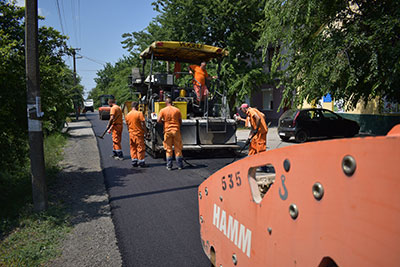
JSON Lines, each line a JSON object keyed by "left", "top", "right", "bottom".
{"left": 0, "top": 133, "right": 71, "bottom": 266}
{"left": 0, "top": 203, "right": 70, "bottom": 266}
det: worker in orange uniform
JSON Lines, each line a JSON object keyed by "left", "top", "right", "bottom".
{"left": 125, "top": 101, "right": 147, "bottom": 167}
{"left": 157, "top": 97, "right": 183, "bottom": 170}
{"left": 189, "top": 62, "right": 217, "bottom": 102}
{"left": 107, "top": 98, "right": 124, "bottom": 160}
{"left": 237, "top": 103, "right": 268, "bottom": 155}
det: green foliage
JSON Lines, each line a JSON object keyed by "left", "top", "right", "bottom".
{"left": 0, "top": 0, "right": 78, "bottom": 244}
{"left": 0, "top": 202, "right": 71, "bottom": 266}
{"left": 0, "top": 0, "right": 80, "bottom": 189}
{"left": 0, "top": 1, "right": 28, "bottom": 174}
{"left": 0, "top": 133, "right": 67, "bottom": 223}
{"left": 88, "top": 56, "right": 139, "bottom": 107}
{"left": 118, "top": 0, "right": 267, "bottom": 109}
{"left": 258, "top": 0, "right": 400, "bottom": 109}
{"left": 0, "top": 132, "right": 69, "bottom": 266}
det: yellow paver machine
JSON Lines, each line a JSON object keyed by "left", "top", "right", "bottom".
{"left": 130, "top": 41, "right": 239, "bottom": 157}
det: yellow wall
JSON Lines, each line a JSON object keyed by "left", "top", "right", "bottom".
{"left": 300, "top": 99, "right": 316, "bottom": 109}
{"left": 345, "top": 99, "right": 381, "bottom": 115}
{"left": 322, "top": 101, "right": 334, "bottom": 110}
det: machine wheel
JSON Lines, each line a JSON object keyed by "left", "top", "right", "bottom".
{"left": 280, "top": 136, "right": 290, "bottom": 142}
{"left": 295, "top": 130, "right": 308, "bottom": 143}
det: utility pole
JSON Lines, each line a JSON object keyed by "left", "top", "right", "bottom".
{"left": 71, "top": 48, "right": 81, "bottom": 120}
{"left": 25, "top": 0, "right": 47, "bottom": 211}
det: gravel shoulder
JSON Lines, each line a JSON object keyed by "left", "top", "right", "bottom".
{"left": 48, "top": 117, "right": 122, "bottom": 267}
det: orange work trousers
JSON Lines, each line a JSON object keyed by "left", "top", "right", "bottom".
{"left": 129, "top": 134, "right": 145, "bottom": 161}
{"left": 248, "top": 132, "right": 267, "bottom": 156}
{"left": 163, "top": 130, "right": 183, "bottom": 158}
{"left": 112, "top": 124, "right": 123, "bottom": 151}
{"left": 194, "top": 84, "right": 208, "bottom": 101}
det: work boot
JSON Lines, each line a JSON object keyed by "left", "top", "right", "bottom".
{"left": 131, "top": 159, "right": 138, "bottom": 167}
{"left": 138, "top": 160, "right": 146, "bottom": 168}
{"left": 166, "top": 157, "right": 173, "bottom": 170}
{"left": 116, "top": 151, "right": 124, "bottom": 160}
{"left": 176, "top": 156, "right": 184, "bottom": 170}
{"left": 111, "top": 150, "right": 118, "bottom": 158}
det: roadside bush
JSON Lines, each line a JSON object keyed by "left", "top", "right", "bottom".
{"left": 0, "top": 1, "right": 81, "bottom": 220}
{"left": 0, "top": 133, "right": 70, "bottom": 266}
{"left": 0, "top": 133, "right": 67, "bottom": 229}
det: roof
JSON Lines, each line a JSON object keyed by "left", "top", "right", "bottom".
{"left": 139, "top": 41, "right": 229, "bottom": 63}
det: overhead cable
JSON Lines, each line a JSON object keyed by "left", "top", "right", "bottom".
{"left": 55, "top": 0, "right": 65, "bottom": 34}
{"left": 77, "top": 53, "right": 106, "bottom": 65}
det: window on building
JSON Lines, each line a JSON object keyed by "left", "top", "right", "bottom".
{"left": 262, "top": 88, "right": 273, "bottom": 111}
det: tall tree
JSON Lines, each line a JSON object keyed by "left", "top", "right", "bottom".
{"left": 121, "top": 0, "right": 267, "bottom": 107}
{"left": 258, "top": 0, "right": 400, "bottom": 109}
{"left": 0, "top": 0, "right": 81, "bottom": 201}
{"left": 88, "top": 56, "right": 138, "bottom": 107}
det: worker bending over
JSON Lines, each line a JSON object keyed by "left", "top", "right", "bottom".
{"left": 238, "top": 103, "right": 268, "bottom": 155}
{"left": 189, "top": 62, "right": 217, "bottom": 102}
{"left": 107, "top": 99, "right": 123, "bottom": 160}
{"left": 157, "top": 97, "right": 183, "bottom": 170}
{"left": 125, "top": 101, "right": 147, "bottom": 167}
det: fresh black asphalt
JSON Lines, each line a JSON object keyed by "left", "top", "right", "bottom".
{"left": 87, "top": 112, "right": 236, "bottom": 266}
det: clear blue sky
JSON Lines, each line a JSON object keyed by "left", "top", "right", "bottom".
{"left": 17, "top": 0, "right": 158, "bottom": 97}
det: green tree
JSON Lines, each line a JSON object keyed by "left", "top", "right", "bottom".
{"left": 258, "top": 0, "right": 400, "bottom": 109}
{"left": 0, "top": 0, "right": 81, "bottom": 211}
{"left": 121, "top": 0, "right": 267, "bottom": 108}
{"left": 88, "top": 56, "right": 138, "bottom": 107}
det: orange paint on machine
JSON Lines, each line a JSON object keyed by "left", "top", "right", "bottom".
{"left": 198, "top": 124, "right": 400, "bottom": 267}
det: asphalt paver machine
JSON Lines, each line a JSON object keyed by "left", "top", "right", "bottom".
{"left": 132, "top": 41, "right": 239, "bottom": 157}
{"left": 98, "top": 94, "right": 114, "bottom": 120}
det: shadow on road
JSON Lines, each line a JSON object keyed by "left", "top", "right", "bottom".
{"left": 109, "top": 184, "right": 199, "bottom": 202}
{"left": 50, "top": 167, "right": 112, "bottom": 226}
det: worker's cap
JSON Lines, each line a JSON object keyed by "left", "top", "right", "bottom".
{"left": 240, "top": 103, "right": 249, "bottom": 109}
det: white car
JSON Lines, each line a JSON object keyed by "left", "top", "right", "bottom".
{"left": 83, "top": 99, "right": 94, "bottom": 112}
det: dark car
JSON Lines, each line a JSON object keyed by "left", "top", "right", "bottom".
{"left": 278, "top": 108, "right": 360, "bottom": 143}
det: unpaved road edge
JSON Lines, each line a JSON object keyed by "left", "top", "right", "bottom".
{"left": 48, "top": 118, "right": 122, "bottom": 267}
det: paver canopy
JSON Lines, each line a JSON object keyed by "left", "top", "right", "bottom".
{"left": 140, "top": 41, "right": 229, "bottom": 64}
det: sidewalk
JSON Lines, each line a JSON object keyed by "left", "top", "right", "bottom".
{"left": 48, "top": 118, "right": 122, "bottom": 267}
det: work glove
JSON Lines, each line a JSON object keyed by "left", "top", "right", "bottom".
{"left": 233, "top": 113, "right": 240, "bottom": 122}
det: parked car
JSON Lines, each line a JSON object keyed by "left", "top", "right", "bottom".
{"left": 278, "top": 108, "right": 360, "bottom": 143}
{"left": 83, "top": 98, "right": 94, "bottom": 112}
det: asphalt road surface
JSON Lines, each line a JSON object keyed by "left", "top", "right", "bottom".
{"left": 87, "top": 112, "right": 237, "bottom": 266}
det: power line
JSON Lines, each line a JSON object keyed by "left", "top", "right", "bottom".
{"left": 55, "top": 0, "right": 72, "bottom": 67}
{"left": 77, "top": 0, "right": 82, "bottom": 46}
{"left": 70, "top": 0, "right": 79, "bottom": 47}
{"left": 77, "top": 53, "right": 106, "bottom": 65}
{"left": 60, "top": 0, "right": 69, "bottom": 40}
{"left": 55, "top": 0, "right": 65, "bottom": 34}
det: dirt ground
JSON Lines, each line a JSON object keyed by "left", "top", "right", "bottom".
{"left": 47, "top": 118, "right": 122, "bottom": 267}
